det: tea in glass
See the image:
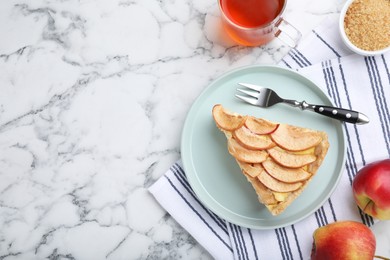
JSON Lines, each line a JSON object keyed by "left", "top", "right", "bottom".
{"left": 218, "top": 0, "right": 301, "bottom": 47}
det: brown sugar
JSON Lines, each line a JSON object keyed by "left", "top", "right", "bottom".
{"left": 344, "top": 0, "right": 390, "bottom": 51}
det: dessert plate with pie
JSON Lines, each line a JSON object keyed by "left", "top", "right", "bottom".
{"left": 181, "top": 65, "right": 346, "bottom": 229}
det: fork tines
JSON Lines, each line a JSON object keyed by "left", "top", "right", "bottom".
{"left": 238, "top": 83, "right": 262, "bottom": 91}
{"left": 235, "top": 83, "right": 261, "bottom": 105}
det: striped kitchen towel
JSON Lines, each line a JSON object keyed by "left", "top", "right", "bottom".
{"left": 149, "top": 16, "right": 390, "bottom": 260}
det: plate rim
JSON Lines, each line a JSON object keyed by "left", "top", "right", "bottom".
{"left": 181, "top": 64, "right": 347, "bottom": 229}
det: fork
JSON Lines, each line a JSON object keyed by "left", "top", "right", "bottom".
{"left": 235, "top": 83, "right": 369, "bottom": 124}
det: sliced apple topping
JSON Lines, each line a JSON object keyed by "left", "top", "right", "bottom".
{"left": 228, "top": 138, "right": 268, "bottom": 163}
{"left": 258, "top": 171, "right": 302, "bottom": 192}
{"left": 234, "top": 126, "right": 275, "bottom": 150}
{"left": 271, "top": 124, "right": 322, "bottom": 151}
{"left": 212, "top": 104, "right": 246, "bottom": 131}
{"left": 262, "top": 159, "right": 311, "bottom": 183}
{"left": 247, "top": 175, "right": 278, "bottom": 204}
{"left": 268, "top": 147, "right": 316, "bottom": 168}
{"left": 245, "top": 117, "right": 279, "bottom": 135}
{"left": 236, "top": 160, "right": 263, "bottom": 178}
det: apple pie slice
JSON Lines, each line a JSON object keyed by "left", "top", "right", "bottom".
{"left": 212, "top": 104, "right": 329, "bottom": 216}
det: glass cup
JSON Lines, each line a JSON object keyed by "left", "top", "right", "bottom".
{"left": 218, "top": 0, "right": 301, "bottom": 47}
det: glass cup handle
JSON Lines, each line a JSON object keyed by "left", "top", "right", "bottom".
{"left": 274, "top": 18, "right": 302, "bottom": 48}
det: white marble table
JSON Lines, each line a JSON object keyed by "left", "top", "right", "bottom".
{"left": 0, "top": 0, "right": 389, "bottom": 259}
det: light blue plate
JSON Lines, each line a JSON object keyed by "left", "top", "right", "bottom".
{"left": 181, "top": 65, "right": 346, "bottom": 229}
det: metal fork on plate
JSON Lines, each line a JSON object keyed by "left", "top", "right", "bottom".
{"left": 235, "top": 83, "right": 369, "bottom": 124}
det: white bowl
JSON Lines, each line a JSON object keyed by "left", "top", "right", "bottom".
{"left": 339, "top": 0, "right": 390, "bottom": 56}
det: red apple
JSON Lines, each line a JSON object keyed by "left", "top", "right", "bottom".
{"left": 311, "top": 221, "right": 376, "bottom": 260}
{"left": 352, "top": 159, "right": 390, "bottom": 220}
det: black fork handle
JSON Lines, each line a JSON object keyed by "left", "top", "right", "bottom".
{"left": 313, "top": 105, "right": 369, "bottom": 124}
{"left": 283, "top": 99, "right": 369, "bottom": 124}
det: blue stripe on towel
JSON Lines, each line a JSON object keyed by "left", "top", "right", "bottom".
{"left": 235, "top": 225, "right": 249, "bottom": 260}
{"left": 327, "top": 198, "right": 337, "bottom": 222}
{"left": 312, "top": 30, "right": 341, "bottom": 58}
{"left": 381, "top": 55, "right": 390, "bottom": 84}
{"left": 247, "top": 229, "right": 259, "bottom": 260}
{"left": 295, "top": 49, "right": 312, "bottom": 66}
{"left": 282, "top": 228, "right": 293, "bottom": 260}
{"left": 291, "top": 49, "right": 312, "bottom": 67}
{"left": 291, "top": 225, "right": 303, "bottom": 260}
{"left": 229, "top": 223, "right": 243, "bottom": 260}
{"left": 274, "top": 228, "right": 286, "bottom": 260}
{"left": 280, "top": 59, "right": 292, "bottom": 68}
{"left": 288, "top": 50, "right": 307, "bottom": 68}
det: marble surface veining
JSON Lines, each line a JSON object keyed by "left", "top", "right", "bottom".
{"left": 0, "top": 0, "right": 389, "bottom": 259}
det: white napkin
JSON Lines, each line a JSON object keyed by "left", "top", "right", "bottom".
{"left": 149, "top": 16, "right": 390, "bottom": 260}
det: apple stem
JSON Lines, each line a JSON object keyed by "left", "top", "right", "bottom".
{"left": 374, "top": 255, "right": 390, "bottom": 260}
